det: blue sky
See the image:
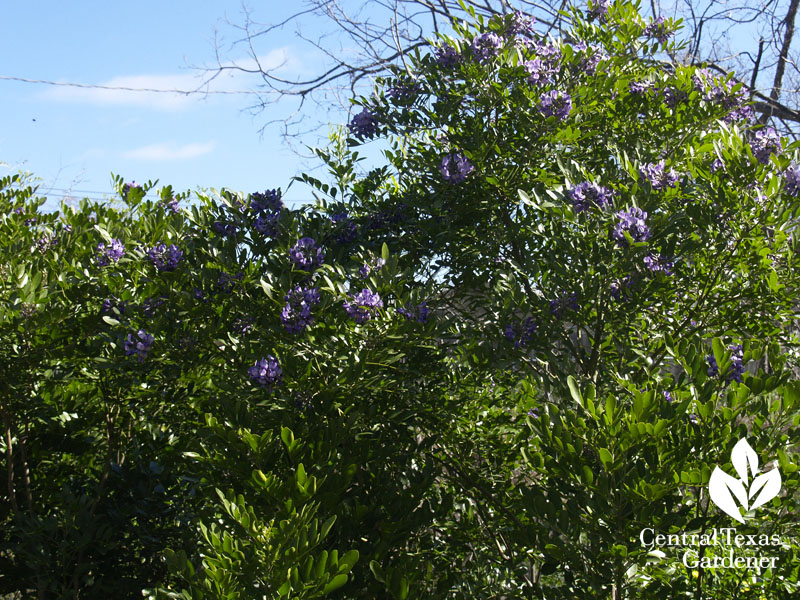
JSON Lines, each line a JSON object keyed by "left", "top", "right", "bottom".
{"left": 0, "top": 1, "right": 366, "bottom": 210}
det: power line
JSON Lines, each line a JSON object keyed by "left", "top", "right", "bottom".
{"left": 0, "top": 75, "right": 261, "bottom": 95}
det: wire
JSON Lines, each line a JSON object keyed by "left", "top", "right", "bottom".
{"left": 0, "top": 75, "right": 261, "bottom": 95}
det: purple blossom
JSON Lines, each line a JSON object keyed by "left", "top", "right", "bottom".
{"left": 471, "top": 32, "right": 504, "bottom": 62}
{"left": 575, "top": 42, "right": 605, "bottom": 75}
{"left": 784, "top": 164, "right": 800, "bottom": 196}
{"left": 527, "top": 407, "right": 540, "bottom": 419}
{"left": 148, "top": 242, "right": 183, "bottom": 272}
{"left": 639, "top": 161, "right": 680, "bottom": 190}
{"left": 567, "top": 181, "right": 613, "bottom": 212}
{"left": 289, "top": 237, "right": 325, "bottom": 271}
{"left": 96, "top": 239, "right": 125, "bottom": 267}
{"left": 660, "top": 86, "right": 686, "bottom": 108}
{"left": 506, "top": 11, "right": 536, "bottom": 37}
{"left": 348, "top": 108, "right": 379, "bottom": 140}
{"left": 331, "top": 211, "right": 358, "bottom": 244}
{"left": 612, "top": 207, "right": 650, "bottom": 247}
{"left": 254, "top": 212, "right": 280, "bottom": 236}
{"left": 750, "top": 127, "right": 782, "bottom": 164}
{"left": 36, "top": 234, "right": 57, "bottom": 253}
{"left": 693, "top": 69, "right": 754, "bottom": 123}
{"left": 435, "top": 43, "right": 461, "bottom": 68}
{"left": 216, "top": 271, "right": 243, "bottom": 294}
{"left": 689, "top": 413, "right": 699, "bottom": 424}
{"left": 101, "top": 296, "right": 127, "bottom": 314}
{"left": 124, "top": 329, "right": 154, "bottom": 362}
{"left": 24, "top": 217, "right": 37, "bottom": 227}
{"left": 213, "top": 221, "right": 238, "bottom": 237}
{"left": 534, "top": 40, "right": 561, "bottom": 62}
{"left": 710, "top": 158, "right": 725, "bottom": 173}
{"left": 160, "top": 196, "right": 180, "bottom": 214}
{"left": 440, "top": 153, "right": 474, "bottom": 184}
{"left": 538, "top": 90, "right": 572, "bottom": 120}
{"left": 387, "top": 79, "right": 420, "bottom": 101}
{"left": 707, "top": 344, "right": 745, "bottom": 384}
{"left": 397, "top": 301, "right": 429, "bottom": 324}
{"left": 359, "top": 257, "right": 386, "bottom": 278}
{"left": 249, "top": 356, "right": 282, "bottom": 390}
{"left": 343, "top": 289, "right": 383, "bottom": 323}
{"left": 629, "top": 80, "right": 654, "bottom": 95}
{"left": 281, "top": 285, "right": 321, "bottom": 334}
{"left": 142, "top": 296, "right": 167, "bottom": 317}
{"left": 643, "top": 16, "right": 673, "bottom": 44}
{"left": 643, "top": 253, "right": 674, "bottom": 275}
{"left": 610, "top": 275, "right": 635, "bottom": 302}
{"left": 587, "top": 0, "right": 612, "bottom": 22}
{"left": 550, "top": 292, "right": 579, "bottom": 318}
{"left": 663, "top": 391, "right": 673, "bottom": 403}
{"left": 250, "top": 189, "right": 283, "bottom": 214}
{"left": 524, "top": 58, "right": 556, "bottom": 85}
{"left": 504, "top": 316, "right": 537, "bottom": 347}
{"left": 121, "top": 181, "right": 141, "bottom": 201}
{"left": 232, "top": 316, "right": 254, "bottom": 335}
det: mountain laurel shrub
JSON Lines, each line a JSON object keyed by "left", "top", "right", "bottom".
{"left": 2, "top": 1, "right": 800, "bottom": 598}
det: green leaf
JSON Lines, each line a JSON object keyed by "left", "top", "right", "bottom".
{"left": 567, "top": 376, "right": 582, "bottom": 406}
{"left": 598, "top": 448, "right": 612, "bottom": 470}
{"left": 382, "top": 242, "right": 390, "bottom": 261}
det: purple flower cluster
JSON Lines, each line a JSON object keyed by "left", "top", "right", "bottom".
{"left": 692, "top": 69, "right": 754, "bottom": 123}
{"left": 639, "top": 161, "right": 680, "bottom": 190}
{"left": 660, "top": 86, "right": 686, "bottom": 108}
{"left": 471, "top": 32, "right": 504, "bottom": 63}
{"left": 567, "top": 181, "right": 613, "bottom": 212}
{"left": 251, "top": 190, "right": 283, "bottom": 237}
{"left": 148, "top": 242, "right": 183, "bottom": 272}
{"left": 216, "top": 271, "right": 243, "bottom": 294}
{"left": 550, "top": 291, "right": 579, "bottom": 318}
{"left": 663, "top": 390, "right": 673, "bottom": 403}
{"left": 331, "top": 211, "right": 358, "bottom": 244}
{"left": 249, "top": 356, "right": 282, "bottom": 389}
{"left": 397, "top": 301, "right": 429, "bottom": 324}
{"left": 359, "top": 257, "right": 386, "bottom": 278}
{"left": 348, "top": 108, "right": 379, "bottom": 140}
{"left": 121, "top": 181, "right": 141, "bottom": 201}
{"left": 160, "top": 196, "right": 180, "bottom": 214}
{"left": 710, "top": 158, "right": 725, "bottom": 173}
{"left": 538, "top": 90, "right": 572, "bottom": 120}
{"left": 707, "top": 344, "right": 745, "bottom": 384}
{"left": 232, "top": 316, "right": 255, "bottom": 335}
{"left": 36, "top": 234, "right": 57, "bottom": 253}
{"left": 643, "top": 253, "right": 674, "bottom": 275}
{"left": 612, "top": 207, "right": 650, "bottom": 247}
{"left": 629, "top": 79, "right": 654, "bottom": 95}
{"left": 142, "top": 296, "right": 167, "bottom": 317}
{"left": 506, "top": 11, "right": 536, "bottom": 37}
{"left": 101, "top": 296, "right": 127, "bottom": 314}
{"left": 784, "top": 164, "right": 800, "bottom": 196}
{"left": 504, "top": 316, "right": 537, "bottom": 347}
{"left": 387, "top": 79, "right": 420, "bottom": 101}
{"left": 343, "top": 289, "right": 383, "bottom": 323}
{"left": 643, "top": 16, "right": 672, "bottom": 44}
{"left": 213, "top": 221, "right": 238, "bottom": 237}
{"left": 435, "top": 43, "right": 461, "bottom": 68}
{"left": 289, "top": 237, "right": 325, "bottom": 271}
{"left": 574, "top": 41, "right": 605, "bottom": 75}
{"left": 524, "top": 58, "right": 557, "bottom": 85}
{"left": 750, "top": 127, "right": 782, "bottom": 164}
{"left": 281, "top": 285, "right": 321, "bottom": 333}
{"left": 96, "top": 239, "right": 125, "bottom": 267}
{"left": 124, "top": 329, "right": 154, "bottom": 362}
{"left": 610, "top": 275, "right": 635, "bottom": 302}
{"left": 440, "top": 153, "right": 474, "bottom": 184}
{"left": 587, "top": 0, "right": 612, "bottom": 22}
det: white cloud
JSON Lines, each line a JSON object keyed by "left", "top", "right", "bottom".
{"left": 123, "top": 141, "right": 215, "bottom": 161}
{"left": 40, "top": 47, "right": 295, "bottom": 110}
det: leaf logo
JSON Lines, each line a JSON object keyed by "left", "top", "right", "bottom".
{"left": 708, "top": 439, "right": 781, "bottom": 524}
